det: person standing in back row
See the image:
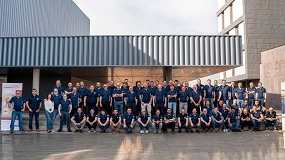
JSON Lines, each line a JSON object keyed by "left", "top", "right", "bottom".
{"left": 26, "top": 88, "right": 42, "bottom": 132}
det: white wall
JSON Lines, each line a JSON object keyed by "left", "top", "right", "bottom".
{"left": 218, "top": 0, "right": 225, "bottom": 9}
{"left": 218, "top": 14, "right": 223, "bottom": 33}
{"left": 224, "top": 7, "right": 231, "bottom": 28}
{"left": 234, "top": 50, "right": 246, "bottom": 76}
{"left": 232, "top": 0, "right": 243, "bottom": 22}
{"left": 238, "top": 22, "right": 245, "bottom": 45}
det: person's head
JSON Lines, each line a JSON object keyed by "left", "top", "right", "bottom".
{"left": 80, "top": 81, "right": 84, "bottom": 87}
{"left": 72, "top": 87, "right": 77, "bottom": 93}
{"left": 157, "top": 85, "right": 162, "bottom": 91}
{"left": 127, "top": 108, "right": 132, "bottom": 114}
{"left": 143, "top": 83, "right": 148, "bottom": 89}
{"left": 181, "top": 109, "right": 186, "bottom": 114}
{"left": 252, "top": 106, "right": 257, "bottom": 111}
{"left": 32, "top": 88, "right": 37, "bottom": 96}
{"left": 185, "top": 81, "right": 189, "bottom": 87}
{"left": 68, "top": 82, "right": 72, "bottom": 88}
{"left": 233, "top": 99, "right": 237, "bottom": 105}
{"left": 129, "top": 86, "right": 133, "bottom": 92}
{"left": 103, "top": 84, "right": 108, "bottom": 90}
{"left": 254, "top": 100, "right": 259, "bottom": 106}
{"left": 219, "top": 100, "right": 224, "bottom": 106}
{"left": 269, "top": 107, "right": 274, "bottom": 113}
{"left": 181, "top": 86, "right": 186, "bottom": 92}
{"left": 63, "top": 94, "right": 68, "bottom": 100}
{"left": 76, "top": 82, "right": 80, "bottom": 88}
{"left": 207, "top": 79, "right": 211, "bottom": 85}
{"left": 258, "top": 82, "right": 263, "bottom": 88}
{"left": 155, "top": 80, "right": 159, "bottom": 86}
{"left": 136, "top": 81, "right": 141, "bottom": 87}
{"left": 230, "top": 81, "right": 235, "bottom": 86}
{"left": 168, "top": 80, "right": 173, "bottom": 85}
{"left": 250, "top": 82, "right": 254, "bottom": 88}
{"left": 222, "top": 80, "right": 226, "bottom": 85}
{"left": 205, "top": 100, "right": 210, "bottom": 107}
{"left": 192, "top": 108, "right": 197, "bottom": 114}
{"left": 77, "top": 108, "right": 82, "bottom": 114}
{"left": 110, "top": 80, "right": 114, "bottom": 86}
{"left": 146, "top": 79, "right": 150, "bottom": 85}
{"left": 192, "top": 85, "right": 197, "bottom": 91}
{"left": 116, "top": 83, "right": 121, "bottom": 89}
{"left": 202, "top": 108, "right": 207, "bottom": 114}
{"left": 56, "top": 80, "right": 61, "bottom": 86}
{"left": 170, "top": 84, "right": 174, "bottom": 90}
{"left": 214, "top": 107, "right": 219, "bottom": 114}
{"left": 223, "top": 103, "right": 227, "bottom": 110}
{"left": 174, "top": 80, "right": 179, "bottom": 86}
{"left": 156, "top": 109, "right": 160, "bottom": 115}
{"left": 150, "top": 81, "right": 154, "bottom": 87}
{"left": 230, "top": 107, "right": 236, "bottom": 113}
{"left": 214, "top": 80, "right": 218, "bottom": 85}
{"left": 167, "top": 108, "right": 172, "bottom": 114}
{"left": 141, "top": 109, "right": 146, "bottom": 115}
{"left": 113, "top": 109, "right": 118, "bottom": 115}
{"left": 197, "top": 79, "right": 201, "bottom": 84}
{"left": 90, "top": 108, "right": 95, "bottom": 114}
{"left": 243, "top": 108, "right": 248, "bottom": 114}
{"left": 90, "top": 85, "right": 94, "bottom": 91}
{"left": 96, "top": 82, "right": 101, "bottom": 88}
{"left": 101, "top": 109, "right": 106, "bottom": 115}
{"left": 163, "top": 81, "right": 167, "bottom": 86}
{"left": 238, "top": 82, "right": 242, "bottom": 88}
{"left": 244, "top": 100, "right": 248, "bottom": 106}
{"left": 53, "top": 88, "right": 58, "bottom": 95}
{"left": 124, "top": 79, "right": 128, "bottom": 84}
{"left": 47, "top": 94, "right": 52, "bottom": 100}
{"left": 123, "top": 82, "right": 127, "bottom": 88}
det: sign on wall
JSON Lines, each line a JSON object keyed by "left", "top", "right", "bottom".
{"left": 1, "top": 83, "right": 23, "bottom": 131}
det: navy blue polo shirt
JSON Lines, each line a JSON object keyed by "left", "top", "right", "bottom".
{"left": 113, "top": 88, "right": 123, "bottom": 102}
{"left": 200, "top": 113, "right": 210, "bottom": 122}
{"left": 150, "top": 86, "right": 158, "bottom": 95}
{"left": 139, "top": 114, "right": 149, "bottom": 123}
{"left": 175, "top": 86, "right": 181, "bottom": 92}
{"left": 124, "top": 113, "right": 135, "bottom": 124}
{"left": 236, "top": 88, "right": 245, "bottom": 100}
{"left": 186, "top": 87, "right": 194, "bottom": 96}
{"left": 154, "top": 90, "right": 165, "bottom": 103}
{"left": 99, "top": 114, "right": 109, "bottom": 123}
{"left": 100, "top": 89, "right": 112, "bottom": 103}
{"left": 219, "top": 85, "right": 231, "bottom": 100}
{"left": 167, "top": 90, "right": 177, "bottom": 102}
{"left": 60, "top": 99, "right": 71, "bottom": 112}
{"left": 111, "top": 114, "right": 120, "bottom": 123}
{"left": 27, "top": 94, "right": 42, "bottom": 110}
{"left": 214, "top": 85, "right": 220, "bottom": 100}
{"left": 69, "top": 93, "right": 80, "bottom": 109}
{"left": 251, "top": 111, "right": 261, "bottom": 119}
{"left": 241, "top": 113, "right": 250, "bottom": 119}
{"left": 9, "top": 96, "right": 25, "bottom": 111}
{"left": 247, "top": 87, "right": 256, "bottom": 99}
{"left": 256, "top": 87, "right": 266, "bottom": 99}
{"left": 221, "top": 109, "right": 229, "bottom": 119}
{"left": 265, "top": 111, "right": 277, "bottom": 118}
{"left": 125, "top": 92, "right": 137, "bottom": 105}
{"left": 53, "top": 85, "right": 65, "bottom": 95}
{"left": 230, "top": 86, "right": 237, "bottom": 99}
{"left": 164, "top": 113, "right": 175, "bottom": 120}
{"left": 121, "top": 86, "right": 129, "bottom": 95}
{"left": 165, "top": 85, "right": 170, "bottom": 93}
{"left": 189, "top": 113, "right": 200, "bottom": 124}
{"left": 73, "top": 112, "right": 85, "bottom": 123}
{"left": 178, "top": 91, "right": 188, "bottom": 102}
{"left": 107, "top": 86, "right": 116, "bottom": 94}
{"left": 211, "top": 112, "right": 222, "bottom": 121}
{"left": 96, "top": 87, "right": 103, "bottom": 96}
{"left": 52, "top": 94, "right": 62, "bottom": 110}
{"left": 228, "top": 112, "right": 239, "bottom": 123}
{"left": 133, "top": 86, "right": 143, "bottom": 95}
{"left": 196, "top": 84, "right": 204, "bottom": 95}
{"left": 152, "top": 114, "right": 163, "bottom": 121}
{"left": 190, "top": 91, "right": 201, "bottom": 103}
{"left": 178, "top": 113, "right": 188, "bottom": 123}
{"left": 65, "top": 87, "right": 73, "bottom": 93}
{"left": 85, "top": 90, "right": 98, "bottom": 104}
{"left": 140, "top": 88, "right": 152, "bottom": 103}
{"left": 87, "top": 113, "right": 97, "bottom": 122}
{"left": 204, "top": 85, "right": 214, "bottom": 98}
{"left": 77, "top": 86, "right": 88, "bottom": 98}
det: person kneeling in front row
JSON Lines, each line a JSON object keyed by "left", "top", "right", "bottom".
{"left": 162, "top": 108, "right": 175, "bottom": 133}
{"left": 152, "top": 109, "right": 163, "bottom": 133}
{"left": 264, "top": 107, "right": 279, "bottom": 131}
{"left": 86, "top": 108, "right": 97, "bottom": 133}
{"left": 71, "top": 108, "right": 86, "bottom": 133}
{"left": 228, "top": 107, "right": 241, "bottom": 132}
{"left": 178, "top": 109, "right": 189, "bottom": 133}
{"left": 200, "top": 108, "right": 212, "bottom": 132}
{"left": 123, "top": 108, "right": 135, "bottom": 134}
{"left": 110, "top": 109, "right": 121, "bottom": 133}
{"left": 250, "top": 106, "right": 263, "bottom": 132}
{"left": 210, "top": 107, "right": 224, "bottom": 132}
{"left": 189, "top": 108, "right": 201, "bottom": 133}
{"left": 138, "top": 109, "right": 151, "bottom": 134}
{"left": 98, "top": 109, "right": 109, "bottom": 133}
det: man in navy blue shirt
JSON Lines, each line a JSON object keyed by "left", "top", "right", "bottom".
{"left": 200, "top": 108, "right": 212, "bottom": 132}
{"left": 189, "top": 108, "right": 201, "bottom": 133}
{"left": 210, "top": 107, "right": 224, "bottom": 132}
{"left": 228, "top": 107, "right": 241, "bottom": 132}
{"left": 203, "top": 79, "right": 215, "bottom": 108}
{"left": 64, "top": 82, "right": 73, "bottom": 98}
{"left": 121, "top": 82, "right": 129, "bottom": 95}
{"left": 133, "top": 81, "right": 143, "bottom": 117}
{"left": 218, "top": 80, "right": 231, "bottom": 107}
{"left": 213, "top": 80, "right": 220, "bottom": 107}
{"left": 153, "top": 85, "right": 167, "bottom": 115}
{"left": 57, "top": 94, "right": 72, "bottom": 132}
{"left": 190, "top": 85, "right": 202, "bottom": 114}
{"left": 230, "top": 81, "right": 237, "bottom": 105}
{"left": 152, "top": 109, "right": 163, "bottom": 133}
{"left": 52, "top": 80, "right": 65, "bottom": 95}
{"left": 51, "top": 88, "right": 63, "bottom": 131}
{"left": 123, "top": 108, "right": 135, "bottom": 134}
{"left": 9, "top": 90, "right": 25, "bottom": 133}
{"left": 95, "top": 82, "right": 103, "bottom": 96}
{"left": 221, "top": 103, "right": 229, "bottom": 132}
{"left": 240, "top": 108, "right": 251, "bottom": 131}
{"left": 235, "top": 82, "right": 246, "bottom": 109}
{"left": 178, "top": 86, "right": 189, "bottom": 114}
{"left": 100, "top": 84, "right": 112, "bottom": 116}
{"left": 264, "top": 107, "right": 279, "bottom": 131}
{"left": 69, "top": 87, "right": 81, "bottom": 117}
{"left": 26, "top": 88, "right": 42, "bottom": 132}
{"left": 140, "top": 83, "right": 153, "bottom": 117}
{"left": 167, "top": 84, "right": 178, "bottom": 117}
{"left": 84, "top": 85, "right": 99, "bottom": 115}
{"left": 138, "top": 109, "right": 151, "bottom": 134}
{"left": 86, "top": 108, "right": 97, "bottom": 133}
{"left": 178, "top": 109, "right": 189, "bottom": 133}
{"left": 256, "top": 82, "right": 267, "bottom": 107}
{"left": 77, "top": 81, "right": 88, "bottom": 109}
{"left": 113, "top": 83, "right": 124, "bottom": 115}
{"left": 124, "top": 86, "right": 138, "bottom": 115}
{"left": 250, "top": 106, "right": 263, "bottom": 131}
{"left": 246, "top": 82, "right": 256, "bottom": 107}
{"left": 98, "top": 109, "right": 110, "bottom": 133}
{"left": 110, "top": 109, "right": 121, "bottom": 133}
{"left": 162, "top": 108, "right": 175, "bottom": 133}
{"left": 71, "top": 108, "right": 86, "bottom": 133}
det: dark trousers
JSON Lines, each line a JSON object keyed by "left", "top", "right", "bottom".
{"left": 248, "top": 99, "right": 255, "bottom": 107}
{"left": 162, "top": 122, "right": 175, "bottom": 132}
{"left": 190, "top": 102, "right": 201, "bottom": 114}
{"left": 178, "top": 123, "right": 189, "bottom": 132}
{"left": 86, "top": 122, "right": 97, "bottom": 130}
{"left": 102, "top": 101, "right": 111, "bottom": 116}
{"left": 59, "top": 111, "right": 71, "bottom": 130}
{"left": 29, "top": 111, "right": 39, "bottom": 130}
{"left": 190, "top": 123, "right": 200, "bottom": 131}
{"left": 213, "top": 99, "right": 218, "bottom": 108}
{"left": 87, "top": 103, "right": 97, "bottom": 115}
{"left": 70, "top": 108, "right": 77, "bottom": 118}
{"left": 241, "top": 120, "right": 252, "bottom": 130}
{"left": 155, "top": 102, "right": 165, "bottom": 115}
{"left": 201, "top": 122, "right": 211, "bottom": 130}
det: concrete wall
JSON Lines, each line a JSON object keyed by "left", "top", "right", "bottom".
{"left": 260, "top": 45, "right": 285, "bottom": 110}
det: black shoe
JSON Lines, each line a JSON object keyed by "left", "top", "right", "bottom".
{"left": 257, "top": 128, "right": 261, "bottom": 132}
{"left": 186, "top": 130, "right": 189, "bottom": 133}
{"left": 171, "top": 130, "right": 175, "bottom": 134}
{"left": 68, "top": 129, "right": 72, "bottom": 132}
{"left": 79, "top": 130, "right": 83, "bottom": 133}
{"left": 190, "top": 130, "right": 193, "bottom": 133}
{"left": 74, "top": 129, "right": 79, "bottom": 133}
{"left": 178, "top": 130, "right": 182, "bottom": 133}
{"left": 196, "top": 130, "right": 200, "bottom": 133}
{"left": 10, "top": 131, "right": 14, "bottom": 134}
{"left": 57, "top": 129, "right": 62, "bottom": 132}
{"left": 47, "top": 130, "right": 52, "bottom": 133}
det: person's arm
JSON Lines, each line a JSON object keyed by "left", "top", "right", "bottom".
{"left": 110, "top": 97, "right": 113, "bottom": 106}
{"left": 200, "top": 116, "right": 206, "bottom": 124}
{"left": 93, "top": 117, "right": 98, "bottom": 123}
{"left": 250, "top": 113, "right": 256, "bottom": 120}
{"left": 21, "top": 101, "right": 26, "bottom": 112}
{"left": 58, "top": 104, "right": 62, "bottom": 116}
{"left": 213, "top": 91, "right": 216, "bottom": 101}
{"left": 153, "top": 96, "right": 156, "bottom": 106}
{"left": 110, "top": 117, "right": 113, "bottom": 124}
{"left": 98, "top": 118, "right": 102, "bottom": 125}
{"left": 189, "top": 117, "right": 193, "bottom": 126}
{"left": 197, "top": 118, "right": 201, "bottom": 126}
{"left": 164, "top": 97, "right": 167, "bottom": 107}
{"left": 259, "top": 114, "right": 264, "bottom": 121}
{"left": 71, "top": 116, "right": 76, "bottom": 124}
{"left": 96, "top": 96, "right": 99, "bottom": 107}
{"left": 186, "top": 116, "right": 189, "bottom": 126}
{"left": 105, "top": 117, "right": 109, "bottom": 125}
{"left": 218, "top": 90, "right": 222, "bottom": 101}
{"left": 139, "top": 95, "right": 143, "bottom": 103}
{"left": 208, "top": 117, "right": 212, "bottom": 124}
{"left": 147, "top": 117, "right": 151, "bottom": 124}
{"left": 100, "top": 96, "right": 103, "bottom": 107}
{"left": 87, "top": 117, "right": 91, "bottom": 124}
{"left": 137, "top": 117, "right": 142, "bottom": 125}
{"left": 69, "top": 104, "right": 72, "bottom": 113}
{"left": 117, "top": 117, "right": 122, "bottom": 125}
{"left": 164, "top": 117, "right": 168, "bottom": 123}
{"left": 50, "top": 102, "right": 54, "bottom": 113}
{"left": 37, "top": 100, "right": 42, "bottom": 112}
{"left": 26, "top": 100, "right": 33, "bottom": 112}
{"left": 149, "top": 95, "right": 153, "bottom": 104}
{"left": 84, "top": 96, "right": 87, "bottom": 106}
{"left": 177, "top": 117, "right": 181, "bottom": 126}
{"left": 81, "top": 116, "right": 86, "bottom": 124}
{"left": 198, "top": 95, "right": 202, "bottom": 104}
{"left": 227, "top": 117, "right": 231, "bottom": 126}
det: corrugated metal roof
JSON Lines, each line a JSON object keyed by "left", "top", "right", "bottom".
{"left": 0, "top": 35, "right": 242, "bottom": 67}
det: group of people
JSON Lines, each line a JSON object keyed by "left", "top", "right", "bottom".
{"left": 8, "top": 78, "right": 279, "bottom": 134}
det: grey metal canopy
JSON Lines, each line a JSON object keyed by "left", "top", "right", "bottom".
{"left": 0, "top": 35, "right": 242, "bottom": 67}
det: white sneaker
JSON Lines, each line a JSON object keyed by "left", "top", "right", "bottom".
{"left": 153, "top": 130, "right": 157, "bottom": 133}
{"left": 88, "top": 130, "right": 91, "bottom": 133}
{"left": 145, "top": 130, "right": 149, "bottom": 134}
{"left": 140, "top": 130, "right": 144, "bottom": 134}
{"left": 223, "top": 129, "right": 226, "bottom": 132}
{"left": 225, "top": 129, "right": 228, "bottom": 132}
{"left": 158, "top": 130, "right": 162, "bottom": 134}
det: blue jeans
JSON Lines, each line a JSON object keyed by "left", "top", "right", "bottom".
{"left": 211, "top": 120, "right": 224, "bottom": 130}
{"left": 237, "top": 99, "right": 244, "bottom": 108}
{"left": 52, "top": 109, "right": 59, "bottom": 130}
{"left": 139, "top": 123, "right": 150, "bottom": 130}
{"left": 229, "top": 120, "right": 240, "bottom": 131}
{"left": 252, "top": 119, "right": 261, "bottom": 129}
{"left": 125, "top": 123, "right": 135, "bottom": 133}
{"left": 99, "top": 123, "right": 109, "bottom": 132}
{"left": 45, "top": 110, "right": 53, "bottom": 131}
{"left": 223, "top": 100, "right": 230, "bottom": 107}
{"left": 59, "top": 111, "right": 70, "bottom": 130}
{"left": 114, "top": 101, "right": 124, "bottom": 114}
{"left": 10, "top": 111, "right": 23, "bottom": 132}
{"left": 258, "top": 99, "right": 265, "bottom": 107}
{"left": 265, "top": 120, "right": 278, "bottom": 128}
{"left": 29, "top": 111, "right": 39, "bottom": 130}
{"left": 168, "top": 102, "right": 177, "bottom": 117}
{"left": 248, "top": 99, "right": 255, "bottom": 107}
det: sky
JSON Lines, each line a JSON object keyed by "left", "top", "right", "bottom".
{"left": 73, "top": 0, "right": 218, "bottom": 35}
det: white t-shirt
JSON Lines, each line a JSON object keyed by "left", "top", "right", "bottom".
{"left": 44, "top": 100, "right": 54, "bottom": 113}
